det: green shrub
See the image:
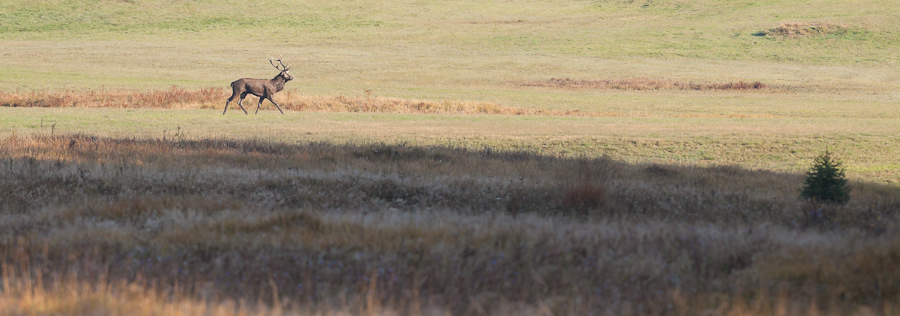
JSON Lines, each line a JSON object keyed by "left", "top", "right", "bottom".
{"left": 800, "top": 150, "right": 850, "bottom": 204}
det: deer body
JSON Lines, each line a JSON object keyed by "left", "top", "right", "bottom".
{"left": 224, "top": 59, "right": 293, "bottom": 115}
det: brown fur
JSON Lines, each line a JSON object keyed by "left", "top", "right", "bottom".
{"left": 224, "top": 60, "right": 293, "bottom": 115}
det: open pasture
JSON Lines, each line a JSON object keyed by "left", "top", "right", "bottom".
{"left": 1, "top": 0, "right": 900, "bottom": 315}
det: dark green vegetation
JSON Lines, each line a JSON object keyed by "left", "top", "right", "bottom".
{"left": 802, "top": 150, "right": 851, "bottom": 204}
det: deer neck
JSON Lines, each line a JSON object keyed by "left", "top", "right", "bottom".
{"left": 271, "top": 75, "right": 287, "bottom": 92}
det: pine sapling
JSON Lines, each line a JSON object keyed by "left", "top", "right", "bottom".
{"left": 800, "top": 150, "right": 850, "bottom": 204}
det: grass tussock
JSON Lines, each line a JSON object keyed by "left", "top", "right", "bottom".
{"left": 560, "top": 182, "right": 608, "bottom": 217}
{"left": 0, "top": 134, "right": 899, "bottom": 315}
{"left": 761, "top": 22, "right": 849, "bottom": 38}
{"left": 521, "top": 78, "right": 768, "bottom": 91}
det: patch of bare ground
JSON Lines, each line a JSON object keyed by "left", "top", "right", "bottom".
{"left": 521, "top": 78, "right": 768, "bottom": 91}
{"left": 0, "top": 134, "right": 899, "bottom": 314}
{"left": 758, "top": 22, "right": 849, "bottom": 38}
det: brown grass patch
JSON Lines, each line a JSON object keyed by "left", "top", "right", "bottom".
{"left": 0, "top": 87, "right": 581, "bottom": 116}
{"left": 760, "top": 22, "right": 848, "bottom": 38}
{"left": 521, "top": 78, "right": 768, "bottom": 91}
{"left": 561, "top": 182, "right": 608, "bottom": 216}
{"left": 0, "top": 87, "right": 785, "bottom": 118}
{"left": 0, "top": 87, "right": 223, "bottom": 109}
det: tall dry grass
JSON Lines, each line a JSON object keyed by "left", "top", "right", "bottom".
{"left": 0, "top": 87, "right": 224, "bottom": 109}
{"left": 0, "top": 134, "right": 898, "bottom": 315}
{"left": 6, "top": 133, "right": 899, "bottom": 225}
{"left": 0, "top": 87, "right": 789, "bottom": 119}
{"left": 0, "top": 87, "right": 581, "bottom": 116}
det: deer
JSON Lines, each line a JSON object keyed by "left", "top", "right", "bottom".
{"left": 223, "top": 58, "right": 293, "bottom": 115}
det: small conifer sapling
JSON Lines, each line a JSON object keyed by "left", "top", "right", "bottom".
{"left": 800, "top": 150, "right": 850, "bottom": 204}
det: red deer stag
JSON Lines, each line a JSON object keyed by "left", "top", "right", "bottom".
{"left": 224, "top": 58, "right": 293, "bottom": 115}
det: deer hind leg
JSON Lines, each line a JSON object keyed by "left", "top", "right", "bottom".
{"left": 224, "top": 94, "right": 237, "bottom": 114}
{"left": 236, "top": 92, "right": 249, "bottom": 114}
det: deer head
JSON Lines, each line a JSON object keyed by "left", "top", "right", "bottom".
{"left": 270, "top": 58, "right": 293, "bottom": 82}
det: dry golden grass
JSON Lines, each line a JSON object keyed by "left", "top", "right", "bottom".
{"left": 0, "top": 87, "right": 791, "bottom": 119}
{"left": 520, "top": 78, "right": 769, "bottom": 91}
{"left": 0, "top": 88, "right": 581, "bottom": 116}
{"left": 1, "top": 134, "right": 898, "bottom": 315}
{"left": 1, "top": 267, "right": 897, "bottom": 316}
{"left": 0, "top": 87, "right": 223, "bottom": 109}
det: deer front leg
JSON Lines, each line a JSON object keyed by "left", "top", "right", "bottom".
{"left": 267, "top": 98, "right": 285, "bottom": 114}
{"left": 255, "top": 97, "right": 264, "bottom": 114}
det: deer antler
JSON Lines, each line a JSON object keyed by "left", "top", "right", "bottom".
{"left": 269, "top": 57, "right": 283, "bottom": 71}
{"left": 269, "top": 57, "right": 291, "bottom": 72}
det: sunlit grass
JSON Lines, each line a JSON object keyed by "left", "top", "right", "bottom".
{"left": 2, "top": 105, "right": 899, "bottom": 183}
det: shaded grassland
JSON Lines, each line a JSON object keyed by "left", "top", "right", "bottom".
{"left": 0, "top": 134, "right": 899, "bottom": 315}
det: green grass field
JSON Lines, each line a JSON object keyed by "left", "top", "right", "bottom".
{"left": 1, "top": 0, "right": 900, "bottom": 315}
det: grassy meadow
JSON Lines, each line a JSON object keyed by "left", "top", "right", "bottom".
{"left": 1, "top": 0, "right": 900, "bottom": 315}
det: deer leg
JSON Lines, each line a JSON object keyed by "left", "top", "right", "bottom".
{"left": 236, "top": 93, "right": 249, "bottom": 114}
{"left": 267, "top": 98, "right": 285, "bottom": 114}
{"left": 255, "top": 97, "right": 264, "bottom": 114}
{"left": 223, "top": 95, "right": 236, "bottom": 115}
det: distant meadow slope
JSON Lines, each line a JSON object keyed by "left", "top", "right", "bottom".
{"left": 0, "top": 0, "right": 898, "bottom": 91}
